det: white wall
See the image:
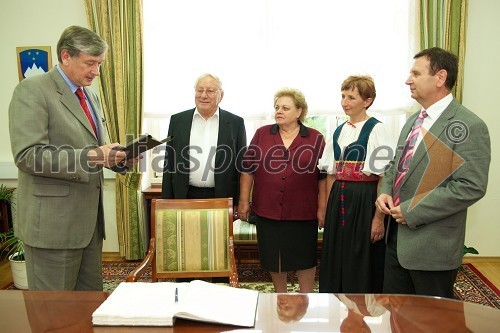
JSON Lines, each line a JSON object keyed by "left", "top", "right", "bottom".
{"left": 0, "top": 0, "right": 499, "bottom": 255}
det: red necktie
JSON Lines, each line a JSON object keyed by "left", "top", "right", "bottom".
{"left": 393, "top": 110, "right": 428, "bottom": 206}
{"left": 75, "top": 87, "right": 98, "bottom": 138}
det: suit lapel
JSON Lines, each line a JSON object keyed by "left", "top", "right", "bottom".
{"left": 179, "top": 109, "right": 195, "bottom": 150}
{"left": 50, "top": 69, "right": 98, "bottom": 142}
{"left": 215, "top": 109, "right": 229, "bottom": 167}
{"left": 403, "top": 100, "right": 459, "bottom": 183}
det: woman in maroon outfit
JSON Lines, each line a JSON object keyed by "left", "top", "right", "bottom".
{"left": 238, "top": 88, "right": 326, "bottom": 293}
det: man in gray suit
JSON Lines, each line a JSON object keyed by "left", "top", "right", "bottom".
{"left": 375, "top": 47, "right": 491, "bottom": 298}
{"left": 161, "top": 73, "right": 246, "bottom": 204}
{"left": 9, "top": 26, "right": 136, "bottom": 291}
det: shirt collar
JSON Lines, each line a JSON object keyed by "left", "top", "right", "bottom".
{"left": 423, "top": 93, "right": 453, "bottom": 120}
{"left": 56, "top": 64, "right": 79, "bottom": 93}
{"left": 270, "top": 120, "right": 309, "bottom": 136}
{"left": 193, "top": 107, "right": 220, "bottom": 120}
{"left": 346, "top": 118, "right": 369, "bottom": 128}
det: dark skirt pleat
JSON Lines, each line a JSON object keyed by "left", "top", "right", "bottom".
{"left": 256, "top": 216, "right": 318, "bottom": 272}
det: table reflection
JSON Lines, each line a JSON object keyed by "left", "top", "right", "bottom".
{"left": 337, "top": 295, "right": 387, "bottom": 332}
{"left": 374, "top": 294, "right": 472, "bottom": 333}
{"left": 276, "top": 294, "right": 309, "bottom": 323}
{"left": 264, "top": 293, "right": 480, "bottom": 332}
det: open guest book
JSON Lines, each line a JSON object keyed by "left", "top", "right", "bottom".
{"left": 92, "top": 280, "right": 259, "bottom": 327}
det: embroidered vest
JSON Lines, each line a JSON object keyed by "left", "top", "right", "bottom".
{"left": 333, "top": 117, "right": 380, "bottom": 182}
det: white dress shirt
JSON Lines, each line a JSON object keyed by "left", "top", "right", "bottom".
{"left": 413, "top": 93, "right": 453, "bottom": 150}
{"left": 188, "top": 108, "right": 219, "bottom": 187}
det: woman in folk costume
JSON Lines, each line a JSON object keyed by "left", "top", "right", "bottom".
{"left": 318, "top": 75, "right": 395, "bottom": 293}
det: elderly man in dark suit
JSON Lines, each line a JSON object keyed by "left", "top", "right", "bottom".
{"left": 9, "top": 26, "right": 136, "bottom": 291}
{"left": 376, "top": 47, "right": 491, "bottom": 298}
{"left": 161, "top": 73, "right": 246, "bottom": 204}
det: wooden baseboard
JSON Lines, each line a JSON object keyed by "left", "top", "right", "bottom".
{"left": 462, "top": 256, "right": 500, "bottom": 264}
{"left": 102, "top": 252, "right": 127, "bottom": 262}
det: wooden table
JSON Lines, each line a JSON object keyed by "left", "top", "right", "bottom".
{"left": 1, "top": 290, "right": 499, "bottom": 332}
{"left": 142, "top": 185, "right": 161, "bottom": 202}
{"left": 142, "top": 186, "right": 161, "bottom": 241}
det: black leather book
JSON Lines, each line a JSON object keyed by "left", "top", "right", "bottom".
{"left": 122, "top": 134, "right": 173, "bottom": 159}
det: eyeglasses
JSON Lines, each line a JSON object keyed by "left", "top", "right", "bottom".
{"left": 195, "top": 88, "right": 219, "bottom": 97}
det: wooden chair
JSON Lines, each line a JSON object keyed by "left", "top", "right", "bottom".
{"left": 126, "top": 198, "right": 238, "bottom": 287}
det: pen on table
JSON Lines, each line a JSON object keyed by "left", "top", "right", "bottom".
{"left": 175, "top": 287, "right": 178, "bottom": 303}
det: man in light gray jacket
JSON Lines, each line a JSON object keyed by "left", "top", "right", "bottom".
{"left": 376, "top": 47, "right": 491, "bottom": 298}
{"left": 9, "top": 26, "right": 136, "bottom": 291}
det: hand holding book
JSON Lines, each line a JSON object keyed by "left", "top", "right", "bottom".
{"left": 120, "top": 134, "right": 174, "bottom": 159}
{"left": 109, "top": 134, "right": 173, "bottom": 173}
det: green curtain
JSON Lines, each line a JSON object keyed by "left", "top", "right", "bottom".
{"left": 84, "top": 0, "right": 147, "bottom": 259}
{"left": 419, "top": 0, "right": 468, "bottom": 102}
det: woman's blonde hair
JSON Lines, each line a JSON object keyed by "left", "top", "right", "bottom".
{"left": 274, "top": 88, "right": 308, "bottom": 122}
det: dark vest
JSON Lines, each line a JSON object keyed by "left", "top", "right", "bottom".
{"left": 332, "top": 117, "right": 380, "bottom": 182}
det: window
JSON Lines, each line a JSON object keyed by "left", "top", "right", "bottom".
{"left": 142, "top": 0, "right": 417, "bottom": 185}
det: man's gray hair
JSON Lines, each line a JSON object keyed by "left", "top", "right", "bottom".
{"left": 194, "top": 73, "right": 223, "bottom": 91}
{"left": 57, "top": 26, "right": 108, "bottom": 62}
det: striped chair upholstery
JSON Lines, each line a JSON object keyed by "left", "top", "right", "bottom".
{"left": 156, "top": 208, "right": 230, "bottom": 273}
{"left": 126, "top": 198, "right": 238, "bottom": 287}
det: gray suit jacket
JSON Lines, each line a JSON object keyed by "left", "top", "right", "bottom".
{"left": 9, "top": 67, "right": 108, "bottom": 249}
{"left": 161, "top": 108, "right": 247, "bottom": 202}
{"left": 380, "top": 99, "right": 491, "bottom": 270}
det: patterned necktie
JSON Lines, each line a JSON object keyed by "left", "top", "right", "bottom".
{"left": 393, "top": 110, "right": 428, "bottom": 206}
{"left": 75, "top": 87, "right": 98, "bottom": 137}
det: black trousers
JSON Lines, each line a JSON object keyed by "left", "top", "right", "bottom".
{"left": 383, "top": 218, "right": 458, "bottom": 299}
{"left": 187, "top": 186, "right": 215, "bottom": 199}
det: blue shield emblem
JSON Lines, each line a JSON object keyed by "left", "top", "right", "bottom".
{"left": 17, "top": 47, "right": 52, "bottom": 80}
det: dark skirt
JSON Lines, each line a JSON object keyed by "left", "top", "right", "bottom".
{"left": 255, "top": 215, "right": 318, "bottom": 272}
{"left": 319, "top": 180, "right": 386, "bottom": 293}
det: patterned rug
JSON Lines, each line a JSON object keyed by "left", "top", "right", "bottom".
{"left": 4, "top": 262, "right": 500, "bottom": 309}
{"left": 454, "top": 263, "right": 500, "bottom": 309}
{"left": 100, "top": 262, "right": 314, "bottom": 293}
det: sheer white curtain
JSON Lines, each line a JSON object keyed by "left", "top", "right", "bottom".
{"left": 142, "top": 0, "right": 417, "bottom": 183}
{"left": 144, "top": 0, "right": 416, "bottom": 118}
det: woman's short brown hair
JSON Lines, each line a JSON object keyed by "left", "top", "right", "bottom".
{"left": 341, "top": 75, "right": 376, "bottom": 109}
